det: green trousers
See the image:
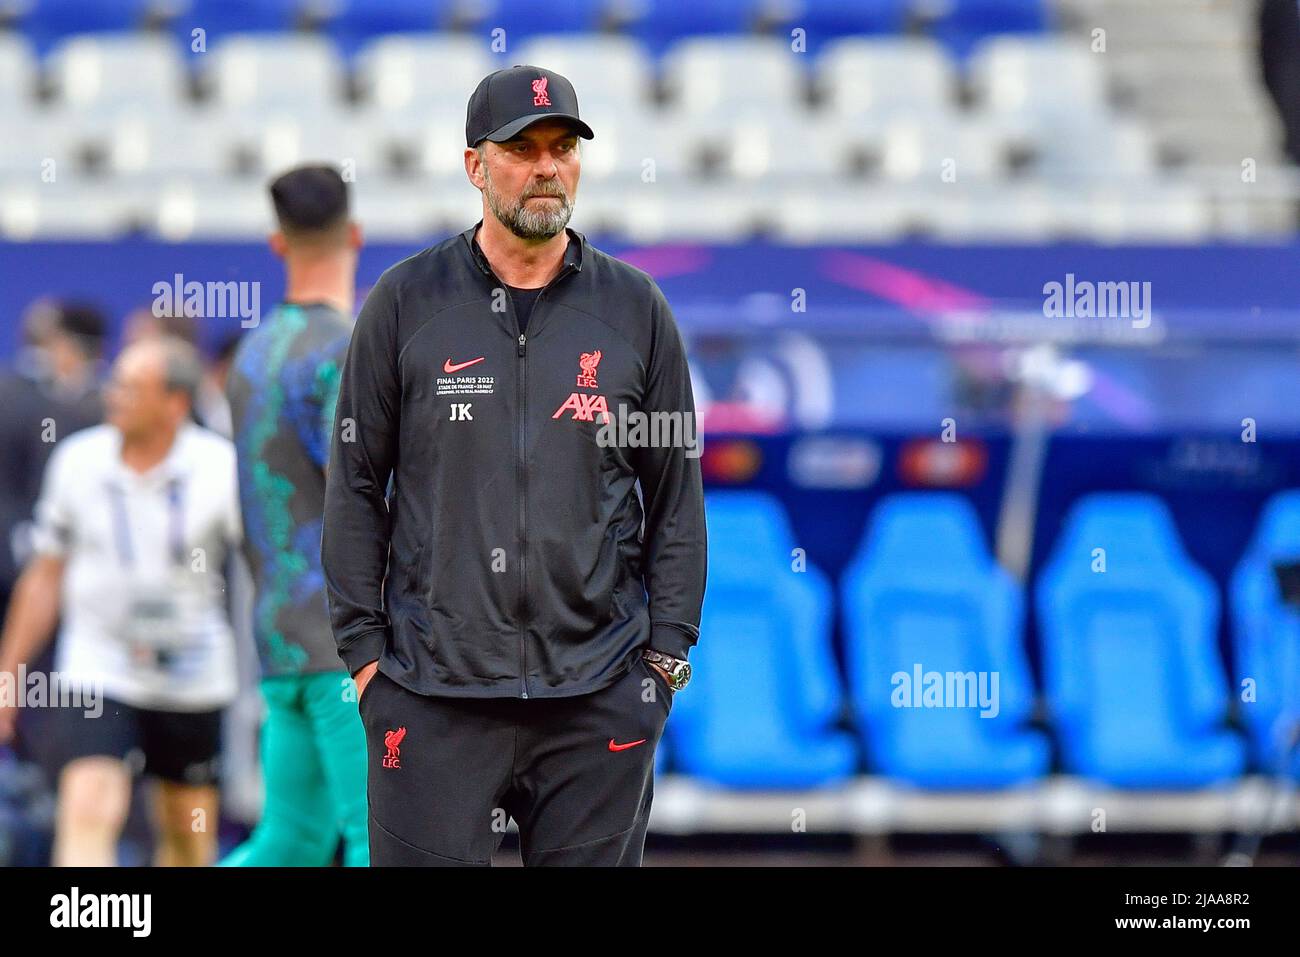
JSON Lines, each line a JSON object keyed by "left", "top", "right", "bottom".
{"left": 220, "top": 672, "right": 369, "bottom": 866}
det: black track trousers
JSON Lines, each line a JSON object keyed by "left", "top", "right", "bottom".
{"left": 360, "top": 655, "right": 673, "bottom": 866}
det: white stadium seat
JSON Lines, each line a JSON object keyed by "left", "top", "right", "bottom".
{"left": 922, "top": 184, "right": 1062, "bottom": 241}
{"left": 719, "top": 108, "right": 858, "bottom": 182}
{"left": 239, "top": 111, "right": 400, "bottom": 180}
{"left": 969, "top": 37, "right": 1109, "bottom": 118}
{"left": 0, "top": 181, "right": 143, "bottom": 239}
{"left": 817, "top": 37, "right": 957, "bottom": 119}
{"left": 105, "top": 109, "right": 239, "bottom": 177}
{"left": 661, "top": 37, "right": 807, "bottom": 120}
{"left": 0, "top": 33, "right": 37, "bottom": 115}
{"left": 49, "top": 34, "right": 189, "bottom": 111}
{"left": 772, "top": 186, "right": 923, "bottom": 243}
{"left": 209, "top": 35, "right": 345, "bottom": 113}
{"left": 615, "top": 182, "right": 762, "bottom": 242}
{"left": 0, "top": 111, "right": 87, "bottom": 178}
{"left": 352, "top": 176, "right": 478, "bottom": 241}
{"left": 354, "top": 34, "right": 492, "bottom": 120}
{"left": 153, "top": 177, "right": 278, "bottom": 240}
{"left": 1030, "top": 117, "right": 1158, "bottom": 183}
{"left": 878, "top": 118, "right": 1007, "bottom": 183}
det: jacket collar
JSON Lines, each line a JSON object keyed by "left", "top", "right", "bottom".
{"left": 461, "top": 219, "right": 585, "bottom": 281}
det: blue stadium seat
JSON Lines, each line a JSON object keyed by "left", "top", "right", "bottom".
{"left": 776, "top": 0, "right": 909, "bottom": 54}
{"left": 473, "top": 0, "right": 605, "bottom": 42}
{"left": 624, "top": 0, "right": 757, "bottom": 57}
{"left": 22, "top": 0, "right": 151, "bottom": 55}
{"left": 321, "top": 0, "right": 449, "bottom": 59}
{"left": 1230, "top": 491, "right": 1300, "bottom": 776}
{"left": 1037, "top": 493, "right": 1246, "bottom": 788}
{"left": 665, "top": 491, "right": 857, "bottom": 789}
{"left": 927, "top": 0, "right": 1049, "bottom": 62}
{"left": 842, "top": 493, "right": 1048, "bottom": 789}
{"left": 171, "top": 0, "right": 299, "bottom": 53}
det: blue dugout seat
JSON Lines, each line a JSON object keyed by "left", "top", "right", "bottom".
{"left": 842, "top": 493, "right": 1049, "bottom": 789}
{"left": 1037, "top": 493, "right": 1245, "bottom": 787}
{"left": 1230, "top": 491, "right": 1300, "bottom": 777}
{"left": 665, "top": 491, "right": 857, "bottom": 788}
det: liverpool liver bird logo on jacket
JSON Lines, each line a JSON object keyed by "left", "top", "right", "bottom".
{"left": 577, "top": 350, "right": 601, "bottom": 388}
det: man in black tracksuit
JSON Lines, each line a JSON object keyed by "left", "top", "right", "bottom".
{"left": 321, "top": 65, "right": 707, "bottom": 865}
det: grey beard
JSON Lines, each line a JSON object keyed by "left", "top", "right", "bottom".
{"left": 484, "top": 174, "right": 573, "bottom": 240}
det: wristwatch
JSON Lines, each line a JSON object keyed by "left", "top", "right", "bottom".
{"left": 641, "top": 648, "right": 691, "bottom": 692}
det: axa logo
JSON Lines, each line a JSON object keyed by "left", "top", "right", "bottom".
{"left": 553, "top": 392, "right": 610, "bottom": 423}
{"left": 577, "top": 349, "right": 601, "bottom": 388}
{"left": 532, "top": 76, "right": 551, "bottom": 106}
{"left": 382, "top": 727, "right": 406, "bottom": 769}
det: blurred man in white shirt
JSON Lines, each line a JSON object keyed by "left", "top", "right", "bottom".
{"left": 0, "top": 336, "right": 241, "bottom": 866}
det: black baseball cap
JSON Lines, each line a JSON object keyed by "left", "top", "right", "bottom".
{"left": 466, "top": 64, "right": 595, "bottom": 148}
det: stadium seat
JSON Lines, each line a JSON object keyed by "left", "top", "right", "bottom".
{"left": 171, "top": 0, "right": 300, "bottom": 53}
{"left": 1028, "top": 117, "right": 1157, "bottom": 184}
{"left": 152, "top": 176, "right": 276, "bottom": 240}
{"left": 664, "top": 491, "right": 858, "bottom": 789}
{"left": 968, "top": 37, "right": 1108, "bottom": 119}
{"left": 623, "top": 0, "right": 756, "bottom": 57}
{"left": 105, "top": 109, "right": 237, "bottom": 177}
{"left": 1060, "top": 183, "right": 1213, "bottom": 243}
{"left": 878, "top": 117, "right": 1007, "bottom": 183}
{"left": 239, "top": 113, "right": 400, "bottom": 181}
{"left": 0, "top": 180, "right": 142, "bottom": 238}
{"left": 772, "top": 0, "right": 910, "bottom": 55}
{"left": 0, "top": 109, "right": 85, "bottom": 178}
{"left": 470, "top": 0, "right": 605, "bottom": 43}
{"left": 319, "top": 0, "right": 450, "bottom": 59}
{"left": 48, "top": 34, "right": 188, "bottom": 112}
{"left": 923, "top": 183, "right": 1061, "bottom": 241}
{"left": 816, "top": 37, "right": 958, "bottom": 119}
{"left": 841, "top": 493, "right": 1049, "bottom": 789}
{"left": 1036, "top": 493, "right": 1247, "bottom": 788}
{"left": 926, "top": 0, "right": 1050, "bottom": 62}
{"left": 616, "top": 182, "right": 761, "bottom": 242}
{"left": 354, "top": 35, "right": 492, "bottom": 122}
{"left": 772, "top": 185, "right": 922, "bottom": 242}
{"left": 207, "top": 35, "right": 345, "bottom": 113}
{"left": 661, "top": 37, "right": 807, "bottom": 119}
{"left": 0, "top": 33, "right": 36, "bottom": 115}
{"left": 719, "top": 109, "right": 856, "bottom": 182}
{"left": 1230, "top": 491, "right": 1300, "bottom": 776}
{"left": 351, "top": 175, "right": 474, "bottom": 240}
{"left": 21, "top": 0, "right": 151, "bottom": 55}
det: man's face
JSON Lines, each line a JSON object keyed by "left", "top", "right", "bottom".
{"left": 477, "top": 120, "right": 581, "bottom": 241}
{"left": 105, "top": 344, "right": 180, "bottom": 439}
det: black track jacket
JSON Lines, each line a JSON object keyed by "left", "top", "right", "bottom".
{"left": 322, "top": 220, "right": 707, "bottom": 699}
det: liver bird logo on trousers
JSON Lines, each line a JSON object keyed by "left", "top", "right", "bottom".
{"left": 382, "top": 727, "right": 407, "bottom": 769}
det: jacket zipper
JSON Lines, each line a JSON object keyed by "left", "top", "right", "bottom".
{"left": 517, "top": 324, "right": 528, "bottom": 699}
{"left": 475, "top": 247, "right": 576, "bottom": 700}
